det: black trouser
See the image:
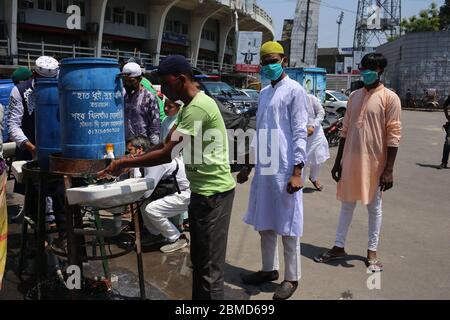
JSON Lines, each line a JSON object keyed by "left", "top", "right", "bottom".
{"left": 442, "top": 130, "right": 450, "bottom": 165}
{"left": 188, "top": 188, "right": 235, "bottom": 300}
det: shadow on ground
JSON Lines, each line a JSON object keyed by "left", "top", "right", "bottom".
{"left": 416, "top": 163, "right": 446, "bottom": 170}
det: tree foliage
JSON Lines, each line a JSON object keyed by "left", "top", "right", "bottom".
{"left": 401, "top": 2, "right": 440, "bottom": 33}
{"left": 440, "top": 0, "right": 450, "bottom": 30}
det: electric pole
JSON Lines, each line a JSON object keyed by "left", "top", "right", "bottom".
{"left": 302, "top": 0, "right": 311, "bottom": 63}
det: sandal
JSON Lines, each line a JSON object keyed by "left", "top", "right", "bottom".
{"left": 366, "top": 258, "right": 383, "bottom": 272}
{"left": 314, "top": 250, "right": 346, "bottom": 263}
{"left": 309, "top": 178, "right": 323, "bottom": 191}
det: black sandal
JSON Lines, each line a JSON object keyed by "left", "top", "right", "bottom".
{"left": 309, "top": 178, "right": 324, "bottom": 191}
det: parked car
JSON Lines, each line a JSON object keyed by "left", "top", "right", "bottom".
{"left": 239, "top": 88, "right": 259, "bottom": 100}
{"left": 324, "top": 90, "right": 348, "bottom": 117}
{"left": 197, "top": 80, "right": 258, "bottom": 116}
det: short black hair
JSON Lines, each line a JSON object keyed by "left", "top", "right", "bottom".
{"left": 360, "top": 53, "right": 388, "bottom": 71}
{"left": 126, "top": 135, "right": 151, "bottom": 152}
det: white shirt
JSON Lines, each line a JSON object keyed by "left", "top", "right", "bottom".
{"left": 244, "top": 75, "right": 308, "bottom": 237}
{"left": 306, "top": 94, "right": 330, "bottom": 166}
{"left": 132, "top": 157, "right": 190, "bottom": 199}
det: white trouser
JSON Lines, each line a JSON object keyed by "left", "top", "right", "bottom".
{"left": 142, "top": 190, "right": 191, "bottom": 242}
{"left": 335, "top": 190, "right": 383, "bottom": 251}
{"left": 260, "top": 230, "right": 301, "bottom": 282}
{"left": 308, "top": 163, "right": 322, "bottom": 182}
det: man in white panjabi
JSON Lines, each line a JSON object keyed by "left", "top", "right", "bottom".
{"left": 237, "top": 41, "right": 308, "bottom": 300}
{"left": 305, "top": 94, "right": 330, "bottom": 191}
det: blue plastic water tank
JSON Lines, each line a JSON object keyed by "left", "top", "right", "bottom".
{"left": 58, "top": 58, "right": 125, "bottom": 159}
{"left": 0, "top": 79, "right": 14, "bottom": 142}
{"left": 34, "top": 78, "right": 62, "bottom": 171}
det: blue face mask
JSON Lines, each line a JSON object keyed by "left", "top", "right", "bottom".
{"left": 361, "top": 70, "right": 379, "bottom": 86}
{"left": 261, "top": 63, "right": 284, "bottom": 81}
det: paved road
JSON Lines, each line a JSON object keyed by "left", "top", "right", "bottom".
{"left": 1, "top": 110, "right": 449, "bottom": 300}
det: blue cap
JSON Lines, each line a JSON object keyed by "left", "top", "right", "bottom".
{"left": 157, "top": 55, "right": 192, "bottom": 76}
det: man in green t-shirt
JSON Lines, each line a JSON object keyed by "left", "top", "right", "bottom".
{"left": 101, "top": 55, "right": 236, "bottom": 300}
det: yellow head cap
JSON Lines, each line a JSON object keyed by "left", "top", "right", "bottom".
{"left": 260, "top": 41, "right": 285, "bottom": 57}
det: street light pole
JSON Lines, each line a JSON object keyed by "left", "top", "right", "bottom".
{"left": 337, "top": 11, "right": 344, "bottom": 49}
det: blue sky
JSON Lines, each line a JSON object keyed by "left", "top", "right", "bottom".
{"left": 258, "top": 0, "right": 445, "bottom": 48}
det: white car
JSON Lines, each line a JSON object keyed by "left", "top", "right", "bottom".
{"left": 324, "top": 90, "right": 348, "bottom": 116}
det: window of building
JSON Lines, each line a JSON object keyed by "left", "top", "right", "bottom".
{"left": 113, "top": 7, "right": 124, "bottom": 24}
{"left": 105, "top": 7, "right": 112, "bottom": 21}
{"left": 55, "top": 0, "right": 70, "bottom": 13}
{"left": 182, "top": 23, "right": 188, "bottom": 35}
{"left": 19, "top": 0, "right": 34, "bottom": 9}
{"left": 202, "top": 30, "right": 215, "bottom": 41}
{"left": 165, "top": 20, "right": 173, "bottom": 32}
{"left": 37, "top": 0, "right": 52, "bottom": 11}
{"left": 72, "top": 0, "right": 86, "bottom": 16}
{"left": 137, "top": 13, "right": 146, "bottom": 27}
{"left": 174, "top": 21, "right": 181, "bottom": 34}
{"left": 126, "top": 11, "right": 135, "bottom": 25}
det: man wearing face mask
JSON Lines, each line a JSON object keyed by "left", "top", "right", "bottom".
{"left": 100, "top": 55, "right": 236, "bottom": 300}
{"left": 121, "top": 62, "right": 160, "bottom": 145}
{"left": 237, "top": 41, "right": 309, "bottom": 300}
{"left": 314, "top": 53, "right": 402, "bottom": 273}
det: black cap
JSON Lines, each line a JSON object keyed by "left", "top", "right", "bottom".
{"left": 157, "top": 55, "right": 192, "bottom": 76}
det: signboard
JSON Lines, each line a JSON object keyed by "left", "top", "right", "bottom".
{"left": 335, "top": 62, "right": 344, "bottom": 74}
{"left": 162, "top": 32, "right": 188, "bottom": 46}
{"left": 235, "top": 31, "right": 262, "bottom": 73}
{"left": 353, "top": 48, "right": 376, "bottom": 71}
{"left": 367, "top": 4, "right": 381, "bottom": 30}
{"left": 344, "top": 57, "right": 353, "bottom": 74}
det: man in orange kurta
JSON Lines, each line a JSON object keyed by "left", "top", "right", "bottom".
{"left": 314, "top": 53, "right": 402, "bottom": 272}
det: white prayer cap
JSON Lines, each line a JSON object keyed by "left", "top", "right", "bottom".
{"left": 35, "top": 56, "right": 59, "bottom": 78}
{"left": 121, "top": 62, "right": 142, "bottom": 78}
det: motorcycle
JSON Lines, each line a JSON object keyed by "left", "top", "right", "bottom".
{"left": 322, "top": 111, "right": 343, "bottom": 147}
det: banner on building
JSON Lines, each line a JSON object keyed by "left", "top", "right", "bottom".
{"left": 235, "top": 31, "right": 262, "bottom": 73}
{"left": 344, "top": 57, "right": 353, "bottom": 74}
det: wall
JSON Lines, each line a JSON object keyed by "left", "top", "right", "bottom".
{"left": 377, "top": 31, "right": 450, "bottom": 102}
{"left": 18, "top": 1, "right": 88, "bottom": 30}
{"left": 103, "top": 0, "right": 149, "bottom": 40}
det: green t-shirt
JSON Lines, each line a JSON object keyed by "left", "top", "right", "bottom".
{"left": 175, "top": 91, "right": 235, "bottom": 196}
{"left": 141, "top": 77, "right": 166, "bottom": 122}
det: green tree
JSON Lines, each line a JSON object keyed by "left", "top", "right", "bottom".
{"left": 439, "top": 0, "right": 450, "bottom": 30}
{"left": 401, "top": 2, "right": 441, "bottom": 33}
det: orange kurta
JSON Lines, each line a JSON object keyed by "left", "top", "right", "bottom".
{"left": 337, "top": 84, "right": 402, "bottom": 205}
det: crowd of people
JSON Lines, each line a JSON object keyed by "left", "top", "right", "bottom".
{"left": 1, "top": 39, "right": 448, "bottom": 299}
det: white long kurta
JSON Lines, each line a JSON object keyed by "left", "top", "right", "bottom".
{"left": 243, "top": 76, "right": 308, "bottom": 237}
{"left": 306, "top": 95, "right": 330, "bottom": 166}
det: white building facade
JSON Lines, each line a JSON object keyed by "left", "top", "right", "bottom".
{"left": 0, "top": 0, "right": 274, "bottom": 73}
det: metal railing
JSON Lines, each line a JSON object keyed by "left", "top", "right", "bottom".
{"left": 101, "top": 48, "right": 153, "bottom": 65}
{"left": 253, "top": 3, "right": 273, "bottom": 26}
{"left": 16, "top": 41, "right": 95, "bottom": 65}
{"left": 4, "top": 40, "right": 235, "bottom": 74}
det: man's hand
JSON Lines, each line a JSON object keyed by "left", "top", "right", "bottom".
{"left": 24, "top": 141, "right": 37, "bottom": 160}
{"left": 331, "top": 163, "right": 342, "bottom": 182}
{"left": 286, "top": 175, "right": 304, "bottom": 194}
{"left": 97, "top": 159, "right": 125, "bottom": 179}
{"left": 307, "top": 127, "right": 315, "bottom": 137}
{"left": 379, "top": 168, "right": 394, "bottom": 192}
{"left": 237, "top": 167, "right": 251, "bottom": 184}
